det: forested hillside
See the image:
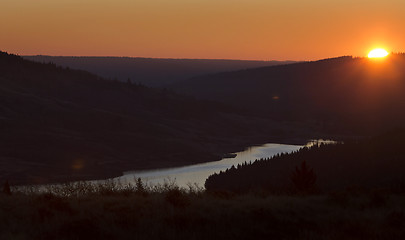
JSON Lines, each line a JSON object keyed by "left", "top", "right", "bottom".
{"left": 205, "top": 129, "right": 405, "bottom": 193}
{"left": 173, "top": 54, "right": 405, "bottom": 134}
{"left": 0, "top": 51, "right": 306, "bottom": 184}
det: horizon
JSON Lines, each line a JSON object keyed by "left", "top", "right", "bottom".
{"left": 20, "top": 53, "right": 298, "bottom": 62}
{"left": 14, "top": 52, "right": 377, "bottom": 62}
{"left": 2, "top": 0, "right": 404, "bottom": 61}
{"left": 19, "top": 52, "right": 403, "bottom": 62}
{"left": 4, "top": 46, "right": 397, "bottom": 63}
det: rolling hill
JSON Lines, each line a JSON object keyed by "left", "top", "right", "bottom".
{"left": 172, "top": 54, "right": 405, "bottom": 134}
{"left": 23, "top": 56, "right": 295, "bottom": 87}
{"left": 0, "top": 51, "right": 307, "bottom": 185}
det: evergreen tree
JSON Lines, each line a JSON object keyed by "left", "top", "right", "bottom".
{"left": 291, "top": 161, "right": 317, "bottom": 194}
{"left": 135, "top": 178, "right": 147, "bottom": 196}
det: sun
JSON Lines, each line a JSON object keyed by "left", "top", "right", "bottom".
{"left": 368, "top": 48, "right": 389, "bottom": 58}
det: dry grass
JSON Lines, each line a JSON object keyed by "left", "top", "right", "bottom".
{"left": 1, "top": 180, "right": 405, "bottom": 240}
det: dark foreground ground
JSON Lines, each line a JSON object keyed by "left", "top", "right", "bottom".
{"left": 1, "top": 182, "right": 405, "bottom": 240}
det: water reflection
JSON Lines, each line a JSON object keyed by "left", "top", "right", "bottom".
{"left": 117, "top": 140, "right": 333, "bottom": 188}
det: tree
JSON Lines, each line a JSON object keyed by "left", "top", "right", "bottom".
{"left": 135, "top": 178, "right": 147, "bottom": 196}
{"left": 291, "top": 161, "right": 317, "bottom": 194}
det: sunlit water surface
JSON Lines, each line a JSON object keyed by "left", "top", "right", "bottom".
{"left": 116, "top": 140, "right": 333, "bottom": 188}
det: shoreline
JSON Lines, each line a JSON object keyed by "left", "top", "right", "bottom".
{"left": 9, "top": 134, "right": 341, "bottom": 187}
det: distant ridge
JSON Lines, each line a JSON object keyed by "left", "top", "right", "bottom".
{"left": 23, "top": 55, "right": 296, "bottom": 87}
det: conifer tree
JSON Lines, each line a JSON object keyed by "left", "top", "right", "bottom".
{"left": 291, "top": 161, "right": 317, "bottom": 193}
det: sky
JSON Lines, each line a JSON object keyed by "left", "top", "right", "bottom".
{"left": 1, "top": 0, "right": 405, "bottom": 60}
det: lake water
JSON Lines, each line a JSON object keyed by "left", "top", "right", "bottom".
{"left": 115, "top": 140, "right": 330, "bottom": 189}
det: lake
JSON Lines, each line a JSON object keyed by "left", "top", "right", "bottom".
{"left": 115, "top": 140, "right": 330, "bottom": 189}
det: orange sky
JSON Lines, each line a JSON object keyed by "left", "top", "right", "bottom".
{"left": 1, "top": 0, "right": 404, "bottom": 60}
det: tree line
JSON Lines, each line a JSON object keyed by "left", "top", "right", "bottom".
{"left": 205, "top": 129, "right": 405, "bottom": 194}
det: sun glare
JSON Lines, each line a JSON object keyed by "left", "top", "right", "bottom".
{"left": 368, "top": 48, "right": 389, "bottom": 58}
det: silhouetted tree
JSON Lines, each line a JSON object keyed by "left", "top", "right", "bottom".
{"left": 135, "top": 178, "right": 147, "bottom": 196}
{"left": 291, "top": 161, "right": 317, "bottom": 194}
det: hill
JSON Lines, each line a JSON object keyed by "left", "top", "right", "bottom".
{"left": 205, "top": 129, "right": 405, "bottom": 193}
{"left": 172, "top": 54, "right": 405, "bottom": 134}
{"left": 0, "top": 51, "right": 308, "bottom": 185}
{"left": 22, "top": 56, "right": 295, "bottom": 87}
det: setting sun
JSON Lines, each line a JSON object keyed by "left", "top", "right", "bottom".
{"left": 368, "top": 48, "right": 389, "bottom": 58}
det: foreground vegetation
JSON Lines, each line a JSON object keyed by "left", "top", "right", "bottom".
{"left": 1, "top": 180, "right": 405, "bottom": 240}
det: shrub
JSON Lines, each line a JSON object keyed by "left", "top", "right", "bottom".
{"left": 165, "top": 188, "right": 190, "bottom": 207}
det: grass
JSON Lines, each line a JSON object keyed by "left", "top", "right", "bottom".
{"left": 1, "top": 180, "right": 405, "bottom": 240}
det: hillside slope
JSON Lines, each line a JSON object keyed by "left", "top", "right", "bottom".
{"left": 205, "top": 129, "right": 405, "bottom": 192}
{"left": 0, "top": 52, "right": 305, "bottom": 184}
{"left": 173, "top": 55, "right": 405, "bottom": 134}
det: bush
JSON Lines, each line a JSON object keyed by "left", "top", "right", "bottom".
{"left": 165, "top": 188, "right": 190, "bottom": 207}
